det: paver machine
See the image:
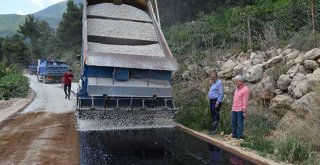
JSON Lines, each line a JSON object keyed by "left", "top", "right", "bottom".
{"left": 77, "top": 0, "right": 178, "bottom": 130}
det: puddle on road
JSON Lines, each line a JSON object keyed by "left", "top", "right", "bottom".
{"left": 80, "top": 128, "right": 255, "bottom": 165}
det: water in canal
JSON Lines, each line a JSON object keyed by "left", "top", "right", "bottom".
{"left": 80, "top": 128, "right": 255, "bottom": 165}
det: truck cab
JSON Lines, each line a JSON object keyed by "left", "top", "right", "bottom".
{"left": 28, "top": 64, "right": 37, "bottom": 75}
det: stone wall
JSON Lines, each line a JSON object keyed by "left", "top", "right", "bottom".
{"left": 180, "top": 46, "right": 320, "bottom": 146}
{"left": 219, "top": 47, "right": 320, "bottom": 146}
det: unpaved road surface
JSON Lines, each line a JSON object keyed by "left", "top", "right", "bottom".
{"left": 23, "top": 75, "right": 76, "bottom": 113}
{"left": 0, "top": 75, "right": 79, "bottom": 165}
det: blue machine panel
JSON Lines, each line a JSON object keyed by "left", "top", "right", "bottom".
{"left": 115, "top": 68, "right": 129, "bottom": 81}
{"left": 85, "top": 65, "right": 113, "bottom": 78}
{"left": 130, "top": 69, "right": 171, "bottom": 81}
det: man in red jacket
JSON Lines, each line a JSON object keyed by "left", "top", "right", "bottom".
{"left": 62, "top": 69, "right": 74, "bottom": 100}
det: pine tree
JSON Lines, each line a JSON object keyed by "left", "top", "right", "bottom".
{"left": 18, "top": 15, "right": 54, "bottom": 60}
{"left": 1, "top": 35, "right": 29, "bottom": 67}
{"left": 56, "top": 0, "right": 82, "bottom": 50}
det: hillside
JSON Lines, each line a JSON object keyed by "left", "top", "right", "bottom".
{"left": 0, "top": 14, "right": 26, "bottom": 36}
{"left": 33, "top": 0, "right": 82, "bottom": 29}
{"left": 33, "top": 1, "right": 68, "bottom": 30}
{"left": 0, "top": 0, "right": 82, "bottom": 37}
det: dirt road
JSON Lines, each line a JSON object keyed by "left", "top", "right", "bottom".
{"left": 0, "top": 75, "right": 79, "bottom": 165}
{"left": 23, "top": 75, "right": 76, "bottom": 113}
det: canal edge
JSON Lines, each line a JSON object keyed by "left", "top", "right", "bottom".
{"left": 175, "top": 123, "right": 285, "bottom": 165}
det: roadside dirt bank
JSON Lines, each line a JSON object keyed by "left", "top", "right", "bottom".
{"left": 0, "top": 112, "right": 79, "bottom": 165}
{"left": 0, "top": 90, "right": 35, "bottom": 124}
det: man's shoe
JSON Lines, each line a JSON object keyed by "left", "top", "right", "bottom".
{"left": 65, "top": 95, "right": 67, "bottom": 99}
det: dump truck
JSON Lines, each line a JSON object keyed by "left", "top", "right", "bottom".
{"left": 28, "top": 64, "right": 37, "bottom": 75}
{"left": 77, "top": 0, "right": 178, "bottom": 130}
{"left": 37, "top": 59, "right": 69, "bottom": 83}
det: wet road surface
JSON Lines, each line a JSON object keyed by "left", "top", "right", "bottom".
{"left": 80, "top": 128, "right": 255, "bottom": 165}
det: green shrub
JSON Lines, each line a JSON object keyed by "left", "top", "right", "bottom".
{"left": 174, "top": 86, "right": 232, "bottom": 133}
{"left": 241, "top": 114, "right": 278, "bottom": 155}
{"left": 267, "top": 63, "right": 291, "bottom": 85}
{"left": 164, "top": 0, "right": 314, "bottom": 56}
{"left": 217, "top": 101, "right": 232, "bottom": 134}
{"left": 289, "top": 27, "right": 320, "bottom": 51}
{"left": 275, "top": 136, "right": 313, "bottom": 163}
{"left": 174, "top": 87, "right": 211, "bottom": 130}
{"left": 0, "top": 74, "right": 29, "bottom": 100}
{"left": 300, "top": 151, "right": 319, "bottom": 165}
{"left": 242, "top": 136, "right": 274, "bottom": 156}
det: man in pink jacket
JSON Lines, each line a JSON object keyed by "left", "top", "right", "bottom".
{"left": 232, "top": 75, "right": 250, "bottom": 139}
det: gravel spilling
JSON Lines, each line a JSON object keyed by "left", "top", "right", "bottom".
{"left": 87, "top": 19, "right": 158, "bottom": 42}
{"left": 88, "top": 42, "right": 165, "bottom": 57}
{"left": 77, "top": 110, "right": 175, "bottom": 131}
{"left": 87, "top": 3, "right": 152, "bottom": 22}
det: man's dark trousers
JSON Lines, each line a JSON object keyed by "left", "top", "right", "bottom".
{"left": 64, "top": 84, "right": 71, "bottom": 99}
{"left": 210, "top": 99, "right": 222, "bottom": 133}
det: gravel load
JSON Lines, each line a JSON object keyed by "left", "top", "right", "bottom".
{"left": 87, "top": 3, "right": 152, "bottom": 23}
{"left": 88, "top": 42, "right": 165, "bottom": 57}
{"left": 87, "top": 18, "right": 158, "bottom": 42}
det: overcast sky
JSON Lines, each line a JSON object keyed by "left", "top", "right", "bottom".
{"left": 0, "top": 0, "right": 66, "bottom": 15}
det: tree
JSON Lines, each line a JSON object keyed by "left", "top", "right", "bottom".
{"left": 56, "top": 0, "right": 82, "bottom": 50}
{"left": 18, "top": 15, "right": 54, "bottom": 60}
{"left": 0, "top": 37, "right": 4, "bottom": 61}
{"left": 36, "top": 20, "right": 55, "bottom": 57}
{"left": 18, "top": 15, "right": 40, "bottom": 42}
{"left": 157, "top": 0, "right": 257, "bottom": 26}
{"left": 1, "top": 34, "right": 29, "bottom": 67}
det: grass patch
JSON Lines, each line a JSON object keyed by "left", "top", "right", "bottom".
{"left": 174, "top": 85, "right": 232, "bottom": 133}
{"left": 174, "top": 86, "right": 211, "bottom": 130}
{"left": 275, "top": 136, "right": 313, "bottom": 164}
{"left": 241, "top": 114, "right": 278, "bottom": 155}
{"left": 242, "top": 136, "right": 274, "bottom": 156}
{"left": 217, "top": 101, "right": 232, "bottom": 134}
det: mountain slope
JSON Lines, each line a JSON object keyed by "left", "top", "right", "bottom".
{"left": 33, "top": 1, "right": 68, "bottom": 29}
{"left": 0, "top": 0, "right": 82, "bottom": 37}
{"left": 0, "top": 14, "right": 26, "bottom": 36}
